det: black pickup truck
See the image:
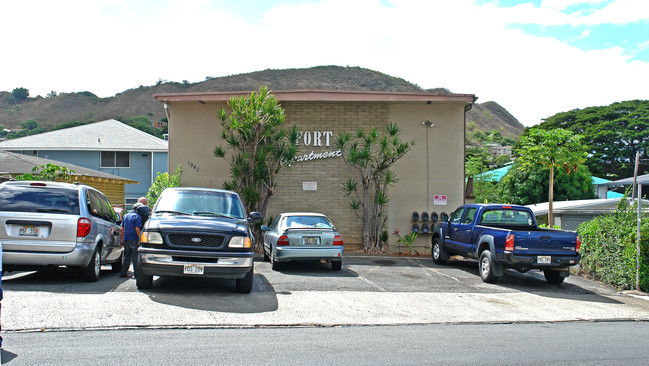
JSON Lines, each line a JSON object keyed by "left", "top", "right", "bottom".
{"left": 432, "top": 204, "right": 581, "bottom": 284}
{"left": 136, "top": 187, "right": 262, "bottom": 293}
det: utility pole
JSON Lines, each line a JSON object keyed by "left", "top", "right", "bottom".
{"left": 632, "top": 151, "right": 641, "bottom": 291}
{"left": 637, "top": 183, "right": 642, "bottom": 291}
{"left": 632, "top": 151, "right": 639, "bottom": 199}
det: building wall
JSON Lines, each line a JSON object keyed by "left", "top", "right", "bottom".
{"left": 167, "top": 100, "right": 466, "bottom": 250}
{"left": 387, "top": 103, "right": 465, "bottom": 251}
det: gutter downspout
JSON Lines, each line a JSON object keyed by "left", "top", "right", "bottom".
{"left": 163, "top": 102, "right": 171, "bottom": 173}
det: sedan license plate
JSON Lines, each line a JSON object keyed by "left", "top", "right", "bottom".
{"left": 304, "top": 236, "right": 320, "bottom": 245}
{"left": 537, "top": 256, "right": 551, "bottom": 264}
{"left": 183, "top": 264, "right": 205, "bottom": 275}
{"left": 19, "top": 225, "right": 39, "bottom": 237}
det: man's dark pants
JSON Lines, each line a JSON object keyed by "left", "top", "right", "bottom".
{"left": 120, "top": 239, "right": 139, "bottom": 277}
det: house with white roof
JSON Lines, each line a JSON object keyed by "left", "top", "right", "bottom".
{"left": 0, "top": 119, "right": 168, "bottom": 205}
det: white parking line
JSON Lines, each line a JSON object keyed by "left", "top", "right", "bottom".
{"left": 356, "top": 272, "right": 387, "bottom": 292}
{"left": 406, "top": 258, "right": 462, "bottom": 283}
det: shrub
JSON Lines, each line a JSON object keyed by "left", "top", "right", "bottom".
{"left": 578, "top": 197, "right": 649, "bottom": 291}
{"left": 146, "top": 165, "right": 182, "bottom": 207}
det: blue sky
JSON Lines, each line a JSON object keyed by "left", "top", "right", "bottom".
{"left": 495, "top": 0, "right": 649, "bottom": 62}
{"left": 0, "top": 0, "right": 647, "bottom": 126}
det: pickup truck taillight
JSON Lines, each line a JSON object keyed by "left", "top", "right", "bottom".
{"left": 505, "top": 233, "right": 514, "bottom": 252}
{"left": 277, "top": 235, "right": 289, "bottom": 246}
{"left": 576, "top": 235, "right": 581, "bottom": 252}
{"left": 333, "top": 235, "right": 343, "bottom": 246}
{"left": 77, "top": 218, "right": 92, "bottom": 237}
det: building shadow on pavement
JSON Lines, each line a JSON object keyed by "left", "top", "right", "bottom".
{"left": 268, "top": 260, "right": 358, "bottom": 277}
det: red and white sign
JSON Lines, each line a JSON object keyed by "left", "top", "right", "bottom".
{"left": 434, "top": 195, "right": 447, "bottom": 205}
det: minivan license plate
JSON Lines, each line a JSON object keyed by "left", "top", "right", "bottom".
{"left": 19, "top": 225, "right": 39, "bottom": 237}
{"left": 538, "top": 256, "right": 551, "bottom": 264}
{"left": 183, "top": 264, "right": 204, "bottom": 275}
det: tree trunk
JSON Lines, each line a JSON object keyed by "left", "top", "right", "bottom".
{"left": 548, "top": 166, "right": 554, "bottom": 227}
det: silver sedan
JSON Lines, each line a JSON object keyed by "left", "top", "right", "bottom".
{"left": 261, "top": 212, "right": 343, "bottom": 271}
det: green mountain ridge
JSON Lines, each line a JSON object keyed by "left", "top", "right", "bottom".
{"left": 0, "top": 66, "right": 525, "bottom": 139}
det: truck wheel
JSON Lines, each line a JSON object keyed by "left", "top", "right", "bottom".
{"left": 135, "top": 262, "right": 153, "bottom": 290}
{"left": 479, "top": 250, "right": 499, "bottom": 284}
{"left": 81, "top": 245, "right": 102, "bottom": 282}
{"left": 544, "top": 270, "right": 565, "bottom": 285}
{"left": 432, "top": 237, "right": 447, "bottom": 265}
{"left": 236, "top": 266, "right": 254, "bottom": 293}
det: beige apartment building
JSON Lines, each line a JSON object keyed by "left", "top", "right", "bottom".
{"left": 154, "top": 89, "right": 476, "bottom": 251}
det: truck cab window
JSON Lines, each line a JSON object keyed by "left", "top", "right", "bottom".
{"left": 450, "top": 209, "right": 464, "bottom": 224}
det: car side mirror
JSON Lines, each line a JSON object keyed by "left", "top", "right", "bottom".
{"left": 249, "top": 212, "right": 263, "bottom": 223}
{"left": 261, "top": 225, "right": 269, "bottom": 231}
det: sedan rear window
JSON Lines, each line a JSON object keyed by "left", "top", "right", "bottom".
{"left": 284, "top": 216, "right": 333, "bottom": 229}
{"left": 0, "top": 186, "right": 80, "bottom": 214}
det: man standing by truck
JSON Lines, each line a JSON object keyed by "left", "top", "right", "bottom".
{"left": 119, "top": 203, "right": 144, "bottom": 278}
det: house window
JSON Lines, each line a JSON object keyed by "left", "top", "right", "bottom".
{"left": 101, "top": 151, "right": 130, "bottom": 168}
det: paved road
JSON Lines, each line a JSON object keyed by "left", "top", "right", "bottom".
{"left": 2, "top": 254, "right": 649, "bottom": 331}
{"left": 3, "top": 322, "right": 649, "bottom": 365}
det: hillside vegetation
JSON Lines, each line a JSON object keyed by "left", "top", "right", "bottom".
{"left": 0, "top": 66, "right": 524, "bottom": 139}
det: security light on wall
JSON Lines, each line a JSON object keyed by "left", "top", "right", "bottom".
{"left": 422, "top": 120, "right": 434, "bottom": 127}
{"left": 163, "top": 102, "right": 171, "bottom": 121}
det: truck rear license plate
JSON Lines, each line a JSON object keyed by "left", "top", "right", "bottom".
{"left": 183, "top": 264, "right": 204, "bottom": 275}
{"left": 19, "top": 225, "right": 39, "bottom": 237}
{"left": 304, "top": 236, "right": 320, "bottom": 245}
{"left": 537, "top": 256, "right": 551, "bottom": 264}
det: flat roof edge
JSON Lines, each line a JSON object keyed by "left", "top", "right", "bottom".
{"left": 153, "top": 89, "right": 477, "bottom": 103}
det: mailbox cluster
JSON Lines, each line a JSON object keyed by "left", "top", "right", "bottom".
{"left": 411, "top": 211, "right": 447, "bottom": 234}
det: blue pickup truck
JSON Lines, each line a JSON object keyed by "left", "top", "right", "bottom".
{"left": 431, "top": 204, "right": 581, "bottom": 284}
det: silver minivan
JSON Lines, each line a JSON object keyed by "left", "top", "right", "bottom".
{"left": 0, "top": 181, "right": 123, "bottom": 281}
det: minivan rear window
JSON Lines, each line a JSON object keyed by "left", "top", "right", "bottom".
{"left": 0, "top": 186, "right": 80, "bottom": 215}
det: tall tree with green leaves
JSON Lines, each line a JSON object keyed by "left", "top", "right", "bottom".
{"left": 336, "top": 123, "right": 414, "bottom": 252}
{"left": 497, "top": 161, "right": 595, "bottom": 207}
{"left": 213, "top": 86, "right": 299, "bottom": 243}
{"left": 514, "top": 128, "right": 588, "bottom": 225}
{"left": 538, "top": 99, "right": 649, "bottom": 179}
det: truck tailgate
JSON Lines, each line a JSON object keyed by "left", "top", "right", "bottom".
{"left": 512, "top": 229, "right": 579, "bottom": 256}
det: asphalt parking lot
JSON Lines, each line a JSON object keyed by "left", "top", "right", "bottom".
{"left": 3, "top": 254, "right": 649, "bottom": 331}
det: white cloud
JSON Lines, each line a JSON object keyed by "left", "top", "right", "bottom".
{"left": 0, "top": 0, "right": 647, "bottom": 126}
{"left": 540, "top": 0, "right": 609, "bottom": 12}
{"left": 579, "top": 0, "right": 649, "bottom": 24}
{"left": 576, "top": 29, "right": 591, "bottom": 39}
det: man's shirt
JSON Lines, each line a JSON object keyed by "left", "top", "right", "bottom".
{"left": 121, "top": 211, "right": 143, "bottom": 241}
